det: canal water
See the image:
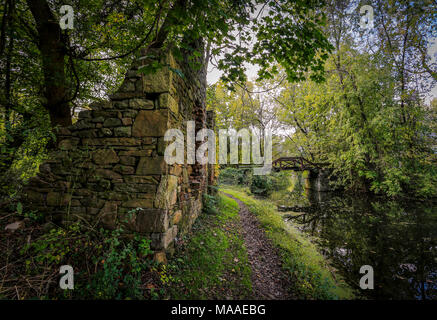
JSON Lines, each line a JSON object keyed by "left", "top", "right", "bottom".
{"left": 278, "top": 174, "right": 437, "bottom": 300}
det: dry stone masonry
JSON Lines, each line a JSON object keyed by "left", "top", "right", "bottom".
{"left": 23, "top": 44, "right": 216, "bottom": 258}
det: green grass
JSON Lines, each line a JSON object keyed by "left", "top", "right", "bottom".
{"left": 166, "top": 194, "right": 253, "bottom": 299}
{"left": 220, "top": 186, "right": 354, "bottom": 300}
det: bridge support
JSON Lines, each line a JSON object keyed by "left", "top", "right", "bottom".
{"left": 304, "top": 169, "right": 333, "bottom": 192}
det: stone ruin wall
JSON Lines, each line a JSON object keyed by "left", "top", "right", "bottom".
{"left": 23, "top": 45, "right": 215, "bottom": 258}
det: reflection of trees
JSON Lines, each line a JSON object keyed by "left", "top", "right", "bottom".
{"left": 288, "top": 192, "right": 437, "bottom": 299}
{"left": 293, "top": 172, "right": 305, "bottom": 193}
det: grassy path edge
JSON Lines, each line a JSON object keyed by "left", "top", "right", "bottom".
{"left": 220, "top": 186, "right": 354, "bottom": 300}
{"left": 222, "top": 192, "right": 294, "bottom": 299}
{"left": 165, "top": 193, "right": 253, "bottom": 299}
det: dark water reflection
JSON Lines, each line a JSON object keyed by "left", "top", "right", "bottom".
{"left": 281, "top": 176, "right": 437, "bottom": 300}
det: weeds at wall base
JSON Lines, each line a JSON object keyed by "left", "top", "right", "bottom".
{"left": 0, "top": 207, "right": 164, "bottom": 300}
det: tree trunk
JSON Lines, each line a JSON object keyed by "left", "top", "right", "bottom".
{"left": 26, "top": 0, "right": 72, "bottom": 127}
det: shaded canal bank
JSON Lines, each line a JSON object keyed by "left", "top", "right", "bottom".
{"left": 275, "top": 173, "right": 437, "bottom": 300}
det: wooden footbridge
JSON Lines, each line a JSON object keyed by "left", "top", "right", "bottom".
{"left": 234, "top": 156, "right": 332, "bottom": 191}
{"left": 235, "top": 157, "right": 327, "bottom": 172}
{"left": 271, "top": 157, "right": 327, "bottom": 172}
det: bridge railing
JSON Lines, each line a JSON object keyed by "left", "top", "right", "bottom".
{"left": 272, "top": 157, "right": 328, "bottom": 171}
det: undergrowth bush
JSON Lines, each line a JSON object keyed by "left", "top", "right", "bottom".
{"left": 250, "top": 171, "right": 294, "bottom": 197}
{"left": 218, "top": 167, "right": 252, "bottom": 186}
{"left": 19, "top": 208, "right": 155, "bottom": 299}
{"left": 87, "top": 215, "right": 154, "bottom": 299}
{"left": 250, "top": 175, "right": 274, "bottom": 196}
{"left": 202, "top": 193, "right": 220, "bottom": 215}
{"left": 270, "top": 171, "right": 293, "bottom": 191}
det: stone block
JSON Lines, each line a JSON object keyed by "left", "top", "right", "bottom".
{"left": 91, "top": 116, "right": 105, "bottom": 123}
{"left": 156, "top": 225, "right": 178, "bottom": 249}
{"left": 54, "top": 127, "right": 71, "bottom": 136}
{"left": 25, "top": 190, "right": 45, "bottom": 204}
{"left": 113, "top": 100, "right": 129, "bottom": 109}
{"left": 159, "top": 93, "right": 178, "bottom": 114}
{"left": 137, "top": 192, "right": 155, "bottom": 199}
{"left": 75, "top": 130, "right": 97, "bottom": 138}
{"left": 155, "top": 174, "right": 178, "bottom": 209}
{"left": 100, "top": 128, "right": 112, "bottom": 136}
{"left": 94, "top": 168, "right": 122, "bottom": 180}
{"left": 83, "top": 138, "right": 140, "bottom": 146}
{"left": 157, "top": 137, "right": 165, "bottom": 156}
{"left": 119, "top": 156, "right": 136, "bottom": 166}
{"left": 92, "top": 149, "right": 119, "bottom": 165}
{"left": 135, "top": 79, "right": 142, "bottom": 92}
{"left": 130, "top": 98, "right": 154, "bottom": 109}
{"left": 71, "top": 199, "right": 81, "bottom": 206}
{"left": 104, "top": 192, "right": 129, "bottom": 201}
{"left": 89, "top": 101, "right": 111, "bottom": 110}
{"left": 58, "top": 138, "right": 79, "bottom": 150}
{"left": 27, "top": 176, "right": 52, "bottom": 188}
{"left": 87, "top": 207, "right": 100, "bottom": 215}
{"left": 38, "top": 163, "right": 51, "bottom": 174}
{"left": 170, "top": 165, "right": 183, "bottom": 176}
{"left": 136, "top": 156, "right": 165, "bottom": 175}
{"left": 47, "top": 192, "right": 71, "bottom": 207}
{"left": 98, "top": 202, "right": 118, "bottom": 229}
{"left": 114, "top": 126, "right": 132, "bottom": 137}
{"left": 113, "top": 165, "right": 135, "bottom": 175}
{"left": 143, "top": 138, "right": 159, "bottom": 148}
{"left": 78, "top": 110, "right": 92, "bottom": 119}
{"left": 124, "top": 175, "right": 159, "bottom": 184}
{"left": 69, "top": 206, "right": 86, "bottom": 215}
{"left": 101, "top": 101, "right": 113, "bottom": 109}
{"left": 132, "top": 110, "right": 168, "bottom": 137}
{"left": 80, "top": 196, "right": 104, "bottom": 208}
{"left": 96, "top": 179, "right": 111, "bottom": 191}
{"left": 113, "top": 138, "right": 141, "bottom": 146}
{"left": 103, "top": 118, "right": 122, "bottom": 127}
{"left": 119, "top": 149, "right": 152, "bottom": 157}
{"left": 153, "top": 251, "right": 167, "bottom": 264}
{"left": 172, "top": 210, "right": 182, "bottom": 225}
{"left": 120, "top": 80, "right": 135, "bottom": 92}
{"left": 109, "top": 92, "right": 142, "bottom": 100}
{"left": 74, "top": 120, "right": 95, "bottom": 130}
{"left": 93, "top": 110, "right": 121, "bottom": 118}
{"left": 75, "top": 189, "right": 93, "bottom": 196}
{"left": 121, "top": 118, "right": 132, "bottom": 126}
{"left": 123, "top": 110, "right": 138, "bottom": 118}
{"left": 121, "top": 199, "right": 154, "bottom": 209}
{"left": 142, "top": 66, "right": 172, "bottom": 93}
{"left": 113, "top": 183, "right": 156, "bottom": 193}
{"left": 135, "top": 208, "right": 168, "bottom": 233}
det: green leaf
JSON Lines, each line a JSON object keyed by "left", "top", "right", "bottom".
{"left": 17, "top": 202, "right": 23, "bottom": 215}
